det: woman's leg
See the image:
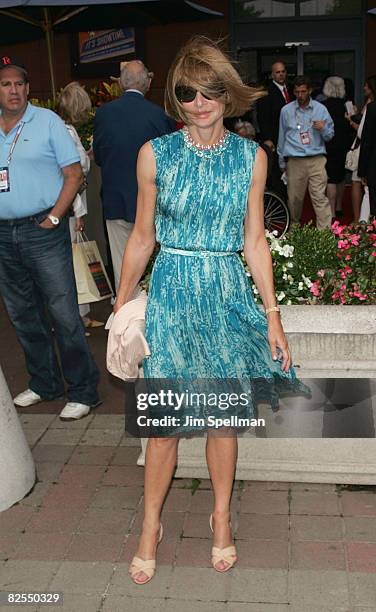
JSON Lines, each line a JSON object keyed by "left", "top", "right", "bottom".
{"left": 132, "top": 437, "right": 178, "bottom": 582}
{"left": 206, "top": 433, "right": 238, "bottom": 570}
{"left": 352, "top": 180, "right": 363, "bottom": 221}
{"left": 335, "top": 181, "right": 345, "bottom": 214}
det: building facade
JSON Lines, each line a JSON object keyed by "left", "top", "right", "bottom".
{"left": 231, "top": 0, "right": 376, "bottom": 104}
{"left": 0, "top": 1, "right": 375, "bottom": 105}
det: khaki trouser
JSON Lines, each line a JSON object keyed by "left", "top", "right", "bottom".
{"left": 106, "top": 219, "right": 134, "bottom": 292}
{"left": 286, "top": 155, "right": 332, "bottom": 229}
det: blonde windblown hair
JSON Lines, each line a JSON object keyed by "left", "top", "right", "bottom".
{"left": 57, "top": 81, "right": 92, "bottom": 126}
{"left": 165, "top": 36, "right": 265, "bottom": 123}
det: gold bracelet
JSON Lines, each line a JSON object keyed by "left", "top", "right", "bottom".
{"left": 265, "top": 306, "right": 281, "bottom": 315}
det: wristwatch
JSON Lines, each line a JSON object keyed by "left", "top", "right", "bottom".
{"left": 47, "top": 214, "right": 60, "bottom": 226}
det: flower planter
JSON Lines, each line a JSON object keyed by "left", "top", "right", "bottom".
{"left": 138, "top": 305, "right": 376, "bottom": 484}
{"left": 281, "top": 304, "right": 376, "bottom": 377}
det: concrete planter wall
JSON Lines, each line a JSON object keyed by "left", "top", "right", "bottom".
{"left": 139, "top": 305, "right": 376, "bottom": 484}
{"left": 282, "top": 305, "right": 376, "bottom": 378}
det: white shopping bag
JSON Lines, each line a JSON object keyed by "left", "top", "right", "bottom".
{"left": 359, "top": 187, "right": 370, "bottom": 222}
{"left": 72, "top": 232, "right": 113, "bottom": 304}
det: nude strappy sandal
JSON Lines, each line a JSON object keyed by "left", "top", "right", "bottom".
{"left": 209, "top": 514, "right": 237, "bottom": 573}
{"left": 129, "top": 524, "right": 163, "bottom": 585}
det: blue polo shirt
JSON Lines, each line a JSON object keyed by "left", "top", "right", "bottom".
{"left": 277, "top": 98, "right": 334, "bottom": 170}
{"left": 0, "top": 103, "right": 80, "bottom": 219}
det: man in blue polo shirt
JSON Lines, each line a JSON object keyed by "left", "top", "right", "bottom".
{"left": 278, "top": 75, "right": 334, "bottom": 228}
{"left": 0, "top": 56, "right": 100, "bottom": 420}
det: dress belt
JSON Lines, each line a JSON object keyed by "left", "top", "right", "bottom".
{"left": 160, "top": 245, "right": 237, "bottom": 257}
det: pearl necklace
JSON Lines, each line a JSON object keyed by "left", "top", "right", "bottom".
{"left": 182, "top": 127, "right": 229, "bottom": 158}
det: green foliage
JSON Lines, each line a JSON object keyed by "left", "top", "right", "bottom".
{"left": 76, "top": 114, "right": 95, "bottom": 151}
{"left": 242, "top": 230, "right": 314, "bottom": 305}
{"left": 286, "top": 222, "right": 337, "bottom": 282}
{"left": 140, "top": 223, "right": 375, "bottom": 306}
{"left": 140, "top": 246, "right": 160, "bottom": 292}
{"left": 190, "top": 479, "right": 201, "bottom": 495}
{"left": 234, "top": 0, "right": 264, "bottom": 18}
{"left": 88, "top": 80, "right": 122, "bottom": 107}
{"left": 29, "top": 97, "right": 56, "bottom": 110}
{"left": 310, "top": 220, "right": 376, "bottom": 305}
{"left": 325, "top": 0, "right": 361, "bottom": 16}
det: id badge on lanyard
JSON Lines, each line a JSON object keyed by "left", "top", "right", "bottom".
{"left": 0, "top": 122, "right": 25, "bottom": 193}
{"left": 296, "top": 107, "right": 312, "bottom": 146}
{"left": 0, "top": 167, "right": 10, "bottom": 192}
{"left": 300, "top": 131, "right": 311, "bottom": 145}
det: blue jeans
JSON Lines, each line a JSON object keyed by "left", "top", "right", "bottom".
{"left": 0, "top": 213, "right": 100, "bottom": 405}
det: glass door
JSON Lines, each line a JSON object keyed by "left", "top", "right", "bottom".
{"left": 302, "top": 48, "right": 357, "bottom": 100}
{"left": 237, "top": 46, "right": 298, "bottom": 85}
{"left": 237, "top": 44, "right": 359, "bottom": 101}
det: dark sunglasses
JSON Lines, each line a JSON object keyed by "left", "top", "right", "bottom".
{"left": 174, "top": 85, "right": 226, "bottom": 103}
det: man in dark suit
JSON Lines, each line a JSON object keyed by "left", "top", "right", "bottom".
{"left": 93, "top": 60, "right": 175, "bottom": 291}
{"left": 257, "top": 61, "right": 293, "bottom": 196}
{"left": 358, "top": 100, "right": 376, "bottom": 218}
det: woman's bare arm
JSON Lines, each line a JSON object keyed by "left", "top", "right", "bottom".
{"left": 243, "top": 146, "right": 291, "bottom": 372}
{"left": 114, "top": 142, "right": 157, "bottom": 310}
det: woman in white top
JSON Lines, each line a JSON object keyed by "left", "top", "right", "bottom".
{"left": 58, "top": 82, "right": 103, "bottom": 328}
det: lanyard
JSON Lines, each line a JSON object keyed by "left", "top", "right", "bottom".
{"left": 7, "top": 121, "right": 25, "bottom": 165}
{"left": 295, "top": 105, "right": 313, "bottom": 132}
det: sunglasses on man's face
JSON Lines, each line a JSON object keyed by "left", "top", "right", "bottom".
{"left": 174, "top": 85, "right": 226, "bottom": 103}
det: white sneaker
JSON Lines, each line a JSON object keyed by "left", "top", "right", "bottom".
{"left": 13, "top": 389, "right": 42, "bottom": 407}
{"left": 59, "top": 402, "right": 91, "bottom": 421}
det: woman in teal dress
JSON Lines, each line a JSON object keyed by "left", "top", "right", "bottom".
{"left": 115, "top": 36, "right": 300, "bottom": 584}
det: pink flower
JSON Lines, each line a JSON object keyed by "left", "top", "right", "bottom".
{"left": 317, "top": 269, "right": 325, "bottom": 277}
{"left": 340, "top": 296, "right": 347, "bottom": 304}
{"left": 332, "top": 291, "right": 341, "bottom": 301}
{"left": 353, "top": 290, "right": 367, "bottom": 301}
{"left": 345, "top": 254, "right": 351, "bottom": 261}
{"left": 372, "top": 252, "right": 376, "bottom": 257}
{"left": 339, "top": 268, "right": 351, "bottom": 280}
{"left": 341, "top": 283, "right": 347, "bottom": 291}
{"left": 310, "top": 281, "right": 321, "bottom": 297}
{"left": 338, "top": 239, "right": 349, "bottom": 250}
{"left": 349, "top": 234, "right": 360, "bottom": 246}
{"left": 332, "top": 221, "right": 346, "bottom": 236}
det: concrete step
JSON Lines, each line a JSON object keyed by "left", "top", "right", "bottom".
{"left": 294, "top": 359, "right": 376, "bottom": 378}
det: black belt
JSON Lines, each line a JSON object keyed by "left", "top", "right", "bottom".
{"left": 0, "top": 207, "right": 53, "bottom": 226}
{"left": 288, "top": 154, "right": 326, "bottom": 159}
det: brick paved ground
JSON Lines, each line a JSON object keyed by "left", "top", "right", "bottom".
{"left": 1, "top": 298, "right": 376, "bottom": 612}
{"left": 1, "top": 412, "right": 376, "bottom": 612}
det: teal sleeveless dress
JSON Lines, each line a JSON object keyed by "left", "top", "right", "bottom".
{"left": 141, "top": 129, "right": 306, "bottom": 435}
